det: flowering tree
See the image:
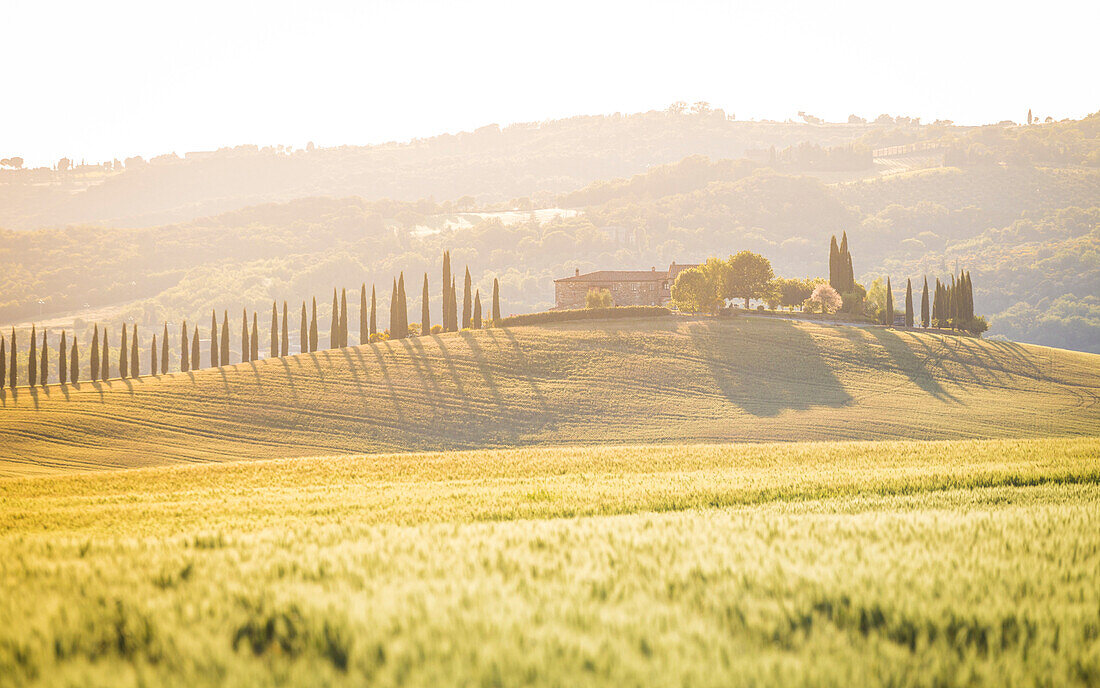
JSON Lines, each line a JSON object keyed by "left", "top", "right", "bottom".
{"left": 805, "top": 283, "right": 842, "bottom": 314}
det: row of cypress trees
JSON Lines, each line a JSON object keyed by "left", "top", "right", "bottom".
{"left": 889, "top": 271, "right": 977, "bottom": 331}
{"left": 828, "top": 232, "right": 856, "bottom": 294}
{"left": 1, "top": 252, "right": 505, "bottom": 389}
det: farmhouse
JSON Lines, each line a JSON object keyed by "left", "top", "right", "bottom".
{"left": 554, "top": 263, "right": 697, "bottom": 309}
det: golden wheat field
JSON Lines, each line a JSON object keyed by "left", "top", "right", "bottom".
{"left": 1, "top": 317, "right": 1097, "bottom": 476}
{"left": 1, "top": 437, "right": 1099, "bottom": 687}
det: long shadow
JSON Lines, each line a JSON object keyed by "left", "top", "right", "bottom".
{"left": 459, "top": 331, "right": 508, "bottom": 416}
{"left": 404, "top": 337, "right": 448, "bottom": 417}
{"left": 491, "top": 328, "right": 550, "bottom": 418}
{"left": 869, "top": 329, "right": 958, "bottom": 403}
{"left": 685, "top": 319, "right": 852, "bottom": 417}
{"left": 367, "top": 343, "right": 407, "bottom": 425}
{"left": 277, "top": 356, "right": 302, "bottom": 404}
{"left": 337, "top": 347, "right": 372, "bottom": 414}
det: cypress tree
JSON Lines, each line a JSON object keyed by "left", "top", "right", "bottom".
{"left": 965, "top": 271, "right": 975, "bottom": 321}
{"left": 473, "top": 290, "right": 482, "bottom": 329}
{"left": 398, "top": 273, "right": 408, "bottom": 338}
{"left": 9, "top": 329, "right": 17, "bottom": 388}
{"left": 281, "top": 302, "right": 289, "bottom": 356}
{"left": 360, "top": 284, "right": 368, "bottom": 344}
{"left": 221, "top": 311, "right": 230, "bottom": 364}
{"left": 191, "top": 328, "right": 200, "bottom": 371}
{"left": 70, "top": 340, "right": 78, "bottom": 385}
{"left": 462, "top": 267, "right": 472, "bottom": 329}
{"left": 300, "top": 302, "right": 308, "bottom": 353}
{"left": 905, "top": 279, "right": 914, "bottom": 328}
{"left": 932, "top": 280, "right": 941, "bottom": 326}
{"left": 442, "top": 251, "right": 452, "bottom": 332}
{"left": 40, "top": 329, "right": 48, "bottom": 387}
{"left": 421, "top": 273, "right": 430, "bottom": 334}
{"left": 151, "top": 334, "right": 158, "bottom": 376}
{"left": 369, "top": 286, "right": 377, "bottom": 337}
{"left": 884, "top": 278, "right": 894, "bottom": 327}
{"left": 251, "top": 313, "right": 258, "bottom": 361}
{"left": 0, "top": 337, "right": 5, "bottom": 389}
{"left": 181, "top": 322, "right": 190, "bottom": 373}
{"left": 90, "top": 325, "right": 100, "bottom": 381}
{"left": 119, "top": 324, "right": 128, "bottom": 379}
{"left": 948, "top": 274, "right": 957, "bottom": 328}
{"left": 28, "top": 325, "right": 37, "bottom": 387}
{"left": 329, "top": 289, "right": 339, "bottom": 349}
{"left": 161, "top": 323, "right": 169, "bottom": 373}
{"left": 101, "top": 328, "right": 109, "bottom": 380}
{"left": 492, "top": 278, "right": 501, "bottom": 323}
{"left": 59, "top": 331, "right": 67, "bottom": 384}
{"left": 389, "top": 278, "right": 399, "bottom": 339}
{"left": 840, "top": 231, "right": 853, "bottom": 292}
{"left": 309, "top": 298, "right": 318, "bottom": 352}
{"left": 340, "top": 288, "right": 348, "bottom": 347}
{"left": 271, "top": 302, "right": 278, "bottom": 358}
{"left": 241, "top": 309, "right": 250, "bottom": 363}
{"left": 450, "top": 277, "right": 458, "bottom": 330}
{"left": 8, "top": 328, "right": 15, "bottom": 388}
{"left": 211, "top": 311, "right": 219, "bottom": 367}
{"left": 921, "top": 277, "right": 930, "bottom": 328}
{"left": 828, "top": 235, "right": 839, "bottom": 289}
{"left": 131, "top": 325, "right": 139, "bottom": 378}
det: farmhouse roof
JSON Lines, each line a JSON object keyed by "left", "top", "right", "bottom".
{"left": 554, "top": 262, "right": 699, "bottom": 283}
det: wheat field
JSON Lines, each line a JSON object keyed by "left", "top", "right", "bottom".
{"left": 1, "top": 317, "right": 1097, "bottom": 476}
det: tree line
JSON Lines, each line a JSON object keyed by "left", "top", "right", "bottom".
{"left": 0, "top": 252, "right": 502, "bottom": 390}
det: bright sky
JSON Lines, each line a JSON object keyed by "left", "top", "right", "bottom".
{"left": 4, "top": 0, "right": 1096, "bottom": 167}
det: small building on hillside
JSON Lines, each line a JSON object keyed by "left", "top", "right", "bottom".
{"left": 553, "top": 263, "right": 698, "bottom": 309}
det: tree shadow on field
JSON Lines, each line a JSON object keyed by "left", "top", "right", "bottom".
{"left": 687, "top": 319, "right": 852, "bottom": 417}
{"left": 489, "top": 328, "right": 550, "bottom": 418}
{"left": 869, "top": 329, "right": 958, "bottom": 403}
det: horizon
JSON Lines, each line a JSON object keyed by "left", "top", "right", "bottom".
{"left": 5, "top": 0, "right": 1098, "bottom": 167}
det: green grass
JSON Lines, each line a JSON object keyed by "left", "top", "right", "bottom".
{"left": 2, "top": 437, "right": 1098, "bottom": 687}
{"left": 1, "top": 317, "right": 1097, "bottom": 476}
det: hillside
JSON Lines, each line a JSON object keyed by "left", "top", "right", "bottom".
{"left": 1, "top": 317, "right": 1097, "bottom": 476}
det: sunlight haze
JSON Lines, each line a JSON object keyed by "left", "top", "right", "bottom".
{"left": 4, "top": 0, "right": 1096, "bottom": 166}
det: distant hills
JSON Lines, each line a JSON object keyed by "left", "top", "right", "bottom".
{"left": 1, "top": 317, "right": 1097, "bottom": 477}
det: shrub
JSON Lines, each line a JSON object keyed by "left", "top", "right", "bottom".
{"left": 805, "top": 284, "right": 843, "bottom": 314}
{"left": 585, "top": 288, "right": 614, "bottom": 309}
{"left": 500, "top": 306, "right": 671, "bottom": 327}
{"left": 430, "top": 324, "right": 443, "bottom": 334}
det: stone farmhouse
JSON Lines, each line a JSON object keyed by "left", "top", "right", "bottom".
{"left": 553, "top": 263, "right": 698, "bottom": 309}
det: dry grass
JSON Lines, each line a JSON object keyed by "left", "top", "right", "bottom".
{"left": 0, "top": 317, "right": 1097, "bottom": 476}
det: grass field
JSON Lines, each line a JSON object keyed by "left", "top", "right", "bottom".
{"left": 2, "top": 437, "right": 1098, "bottom": 687}
{"left": 1, "top": 317, "right": 1098, "bottom": 475}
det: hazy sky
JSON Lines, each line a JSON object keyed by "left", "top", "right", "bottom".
{"left": 5, "top": 0, "right": 1096, "bottom": 166}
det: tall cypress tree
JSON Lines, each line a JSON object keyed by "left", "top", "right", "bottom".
{"left": 281, "top": 302, "right": 289, "bottom": 356}
{"left": 90, "top": 325, "right": 100, "bottom": 381}
{"left": 131, "top": 325, "right": 139, "bottom": 378}
{"left": 904, "top": 279, "right": 914, "bottom": 328}
{"left": 492, "top": 278, "right": 501, "bottom": 323}
{"left": 389, "top": 278, "right": 399, "bottom": 338}
{"left": 59, "top": 331, "right": 67, "bottom": 384}
{"left": 119, "top": 324, "right": 128, "bottom": 379}
{"left": 884, "top": 278, "right": 894, "bottom": 327}
{"left": 399, "top": 273, "right": 409, "bottom": 338}
{"left": 369, "top": 286, "right": 377, "bottom": 338}
{"left": 329, "top": 289, "right": 339, "bottom": 349}
{"left": 0, "top": 336, "right": 5, "bottom": 389}
{"left": 840, "top": 231, "right": 853, "bottom": 292}
{"left": 271, "top": 302, "right": 279, "bottom": 358}
{"left": 28, "top": 325, "right": 37, "bottom": 387}
{"left": 462, "top": 267, "right": 472, "bottom": 329}
{"left": 828, "top": 235, "right": 839, "bottom": 289}
{"left": 965, "top": 271, "right": 975, "bottom": 321}
{"left": 300, "top": 302, "right": 308, "bottom": 353}
{"left": 39, "top": 329, "right": 48, "bottom": 387}
{"left": 442, "top": 251, "right": 452, "bottom": 332}
{"left": 921, "top": 277, "right": 930, "bottom": 328}
{"left": 211, "top": 311, "right": 220, "bottom": 367}
{"left": 191, "top": 328, "right": 200, "bottom": 371}
{"left": 340, "top": 288, "right": 348, "bottom": 347}
{"left": 421, "top": 273, "right": 430, "bottom": 334}
{"left": 309, "top": 298, "right": 318, "bottom": 352}
{"left": 360, "top": 284, "right": 369, "bottom": 345}
{"left": 70, "top": 339, "right": 78, "bottom": 385}
{"left": 221, "top": 311, "right": 230, "bottom": 364}
{"left": 181, "top": 322, "right": 190, "bottom": 373}
{"left": 161, "top": 323, "right": 169, "bottom": 373}
{"left": 473, "top": 290, "right": 482, "bottom": 329}
{"left": 151, "top": 334, "right": 158, "bottom": 376}
{"left": 241, "top": 309, "right": 250, "bottom": 363}
{"left": 101, "top": 328, "right": 109, "bottom": 380}
{"left": 251, "top": 313, "right": 258, "bottom": 361}
{"left": 8, "top": 328, "right": 15, "bottom": 388}
{"left": 450, "top": 277, "right": 458, "bottom": 330}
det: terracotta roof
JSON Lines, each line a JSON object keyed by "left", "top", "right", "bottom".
{"left": 555, "top": 270, "right": 670, "bottom": 283}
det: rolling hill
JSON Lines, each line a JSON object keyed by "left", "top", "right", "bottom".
{"left": 1, "top": 316, "right": 1097, "bottom": 476}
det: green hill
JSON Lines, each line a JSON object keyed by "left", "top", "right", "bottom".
{"left": 1, "top": 317, "right": 1097, "bottom": 476}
